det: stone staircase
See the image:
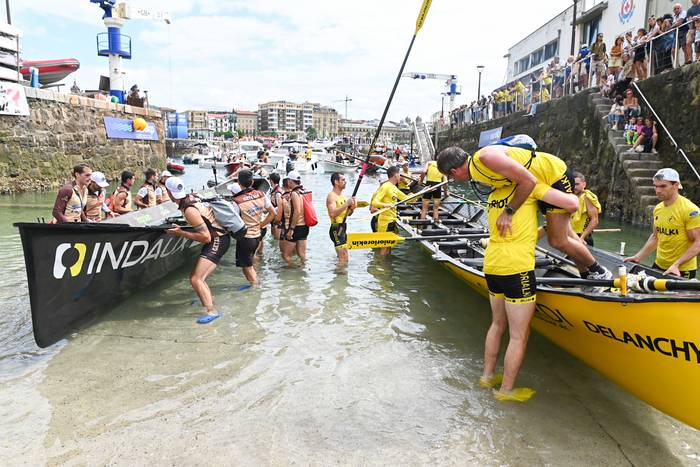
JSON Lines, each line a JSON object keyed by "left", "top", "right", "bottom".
{"left": 590, "top": 92, "right": 661, "bottom": 221}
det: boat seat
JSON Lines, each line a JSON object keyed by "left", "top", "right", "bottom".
{"left": 454, "top": 228, "right": 487, "bottom": 235}
{"left": 438, "top": 240, "right": 471, "bottom": 251}
{"left": 439, "top": 219, "right": 469, "bottom": 226}
{"left": 397, "top": 209, "right": 420, "bottom": 217}
{"left": 421, "top": 228, "right": 450, "bottom": 236}
{"left": 459, "top": 257, "right": 556, "bottom": 269}
{"left": 407, "top": 219, "right": 434, "bottom": 226}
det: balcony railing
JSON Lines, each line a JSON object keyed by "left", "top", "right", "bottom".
{"left": 96, "top": 32, "right": 132, "bottom": 59}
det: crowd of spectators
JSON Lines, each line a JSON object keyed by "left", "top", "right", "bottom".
{"left": 450, "top": 2, "right": 700, "bottom": 130}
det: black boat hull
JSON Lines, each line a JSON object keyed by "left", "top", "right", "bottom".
{"left": 15, "top": 222, "right": 201, "bottom": 347}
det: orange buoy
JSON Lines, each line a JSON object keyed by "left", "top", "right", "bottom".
{"left": 133, "top": 117, "right": 147, "bottom": 131}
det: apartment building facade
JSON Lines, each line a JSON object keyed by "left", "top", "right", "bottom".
{"left": 235, "top": 110, "right": 258, "bottom": 135}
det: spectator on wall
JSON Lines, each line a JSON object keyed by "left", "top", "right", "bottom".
{"left": 609, "top": 36, "right": 624, "bottom": 76}
{"left": 688, "top": 0, "right": 700, "bottom": 62}
{"left": 633, "top": 28, "right": 648, "bottom": 80}
{"left": 590, "top": 33, "right": 608, "bottom": 87}
{"left": 671, "top": 3, "right": 691, "bottom": 65}
{"left": 575, "top": 44, "right": 591, "bottom": 90}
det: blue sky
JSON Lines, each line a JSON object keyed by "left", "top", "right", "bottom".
{"left": 14, "top": 0, "right": 572, "bottom": 120}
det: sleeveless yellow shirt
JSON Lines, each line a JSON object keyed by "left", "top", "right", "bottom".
{"left": 571, "top": 189, "right": 602, "bottom": 234}
{"left": 425, "top": 161, "right": 444, "bottom": 183}
{"left": 331, "top": 194, "right": 348, "bottom": 224}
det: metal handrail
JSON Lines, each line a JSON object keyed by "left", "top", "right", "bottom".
{"left": 631, "top": 80, "right": 700, "bottom": 182}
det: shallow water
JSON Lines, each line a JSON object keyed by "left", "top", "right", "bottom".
{"left": 0, "top": 167, "right": 698, "bottom": 465}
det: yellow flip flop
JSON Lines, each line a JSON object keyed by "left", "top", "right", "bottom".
{"left": 493, "top": 387, "right": 536, "bottom": 402}
{"left": 478, "top": 373, "right": 503, "bottom": 388}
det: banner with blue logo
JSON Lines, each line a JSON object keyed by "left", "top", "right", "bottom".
{"left": 478, "top": 127, "right": 503, "bottom": 148}
{"left": 103, "top": 116, "right": 159, "bottom": 141}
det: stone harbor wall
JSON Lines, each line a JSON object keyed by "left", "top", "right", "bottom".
{"left": 439, "top": 62, "right": 700, "bottom": 225}
{"left": 0, "top": 87, "right": 166, "bottom": 193}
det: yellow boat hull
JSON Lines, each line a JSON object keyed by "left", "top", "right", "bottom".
{"left": 443, "top": 260, "right": 700, "bottom": 430}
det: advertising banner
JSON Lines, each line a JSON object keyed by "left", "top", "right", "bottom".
{"left": 0, "top": 82, "right": 30, "bottom": 116}
{"left": 104, "top": 116, "right": 159, "bottom": 141}
{"left": 478, "top": 127, "right": 503, "bottom": 148}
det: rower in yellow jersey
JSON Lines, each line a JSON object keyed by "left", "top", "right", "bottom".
{"left": 397, "top": 163, "right": 414, "bottom": 194}
{"left": 438, "top": 137, "right": 611, "bottom": 282}
{"left": 571, "top": 172, "right": 601, "bottom": 246}
{"left": 370, "top": 166, "right": 408, "bottom": 256}
{"left": 326, "top": 172, "right": 356, "bottom": 266}
{"left": 419, "top": 160, "right": 448, "bottom": 221}
{"left": 435, "top": 136, "right": 608, "bottom": 402}
{"left": 625, "top": 168, "right": 700, "bottom": 278}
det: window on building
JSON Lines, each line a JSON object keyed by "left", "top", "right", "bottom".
{"left": 584, "top": 16, "right": 601, "bottom": 46}
{"left": 544, "top": 40, "right": 558, "bottom": 60}
{"left": 530, "top": 48, "right": 544, "bottom": 66}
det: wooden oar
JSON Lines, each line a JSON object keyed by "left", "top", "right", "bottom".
{"left": 350, "top": 0, "right": 433, "bottom": 198}
{"left": 345, "top": 231, "right": 488, "bottom": 250}
{"left": 537, "top": 276, "right": 700, "bottom": 292}
{"left": 362, "top": 180, "right": 449, "bottom": 220}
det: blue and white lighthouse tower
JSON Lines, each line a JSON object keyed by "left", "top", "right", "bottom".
{"left": 91, "top": 0, "right": 132, "bottom": 103}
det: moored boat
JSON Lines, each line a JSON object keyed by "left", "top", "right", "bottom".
{"left": 14, "top": 183, "right": 232, "bottom": 348}
{"left": 320, "top": 158, "right": 358, "bottom": 174}
{"left": 394, "top": 197, "right": 700, "bottom": 430}
{"left": 166, "top": 159, "right": 185, "bottom": 174}
{"left": 20, "top": 58, "right": 80, "bottom": 86}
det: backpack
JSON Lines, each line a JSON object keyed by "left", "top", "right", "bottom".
{"left": 200, "top": 195, "right": 248, "bottom": 240}
{"left": 293, "top": 189, "right": 318, "bottom": 227}
{"left": 493, "top": 134, "right": 537, "bottom": 152}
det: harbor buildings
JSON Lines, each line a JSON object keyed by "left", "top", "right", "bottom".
{"left": 257, "top": 100, "right": 339, "bottom": 138}
{"left": 338, "top": 119, "right": 411, "bottom": 144}
{"left": 185, "top": 110, "right": 212, "bottom": 140}
{"left": 234, "top": 110, "right": 258, "bottom": 135}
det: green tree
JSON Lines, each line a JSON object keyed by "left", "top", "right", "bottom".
{"left": 213, "top": 131, "right": 223, "bottom": 137}
{"left": 223, "top": 130, "right": 234, "bottom": 139}
{"left": 306, "top": 126, "right": 318, "bottom": 140}
{"left": 237, "top": 128, "right": 245, "bottom": 138}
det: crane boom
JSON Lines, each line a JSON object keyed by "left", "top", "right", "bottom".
{"left": 402, "top": 72, "right": 456, "bottom": 80}
{"left": 401, "top": 71, "right": 461, "bottom": 113}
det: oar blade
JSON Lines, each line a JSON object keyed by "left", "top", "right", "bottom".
{"left": 345, "top": 232, "right": 405, "bottom": 250}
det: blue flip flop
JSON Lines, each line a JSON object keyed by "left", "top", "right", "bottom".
{"left": 236, "top": 284, "right": 253, "bottom": 292}
{"left": 196, "top": 312, "right": 222, "bottom": 324}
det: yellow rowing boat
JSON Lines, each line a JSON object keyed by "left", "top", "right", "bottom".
{"left": 395, "top": 198, "right": 700, "bottom": 430}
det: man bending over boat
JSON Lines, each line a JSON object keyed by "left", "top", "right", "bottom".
{"left": 165, "top": 177, "right": 229, "bottom": 324}
{"left": 371, "top": 166, "right": 408, "bottom": 256}
{"left": 625, "top": 168, "right": 700, "bottom": 278}
{"left": 436, "top": 138, "right": 612, "bottom": 281}
{"left": 435, "top": 144, "right": 587, "bottom": 402}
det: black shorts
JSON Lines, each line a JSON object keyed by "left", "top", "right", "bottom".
{"left": 371, "top": 216, "right": 378, "bottom": 233}
{"left": 652, "top": 263, "right": 696, "bottom": 280}
{"left": 200, "top": 233, "right": 231, "bottom": 264}
{"left": 695, "top": 42, "right": 700, "bottom": 54}
{"left": 329, "top": 222, "right": 348, "bottom": 248}
{"left": 287, "top": 225, "right": 309, "bottom": 242}
{"left": 633, "top": 47, "right": 646, "bottom": 62}
{"left": 485, "top": 270, "right": 537, "bottom": 304}
{"left": 538, "top": 169, "right": 575, "bottom": 215}
{"left": 261, "top": 226, "right": 268, "bottom": 238}
{"left": 235, "top": 236, "right": 261, "bottom": 268}
{"left": 423, "top": 181, "right": 443, "bottom": 200}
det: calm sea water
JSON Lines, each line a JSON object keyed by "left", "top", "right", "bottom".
{"left": 0, "top": 166, "right": 698, "bottom": 465}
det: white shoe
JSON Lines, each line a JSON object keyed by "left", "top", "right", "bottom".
{"left": 585, "top": 267, "right": 613, "bottom": 293}
{"left": 634, "top": 145, "right": 644, "bottom": 153}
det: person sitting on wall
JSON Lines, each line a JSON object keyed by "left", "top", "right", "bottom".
{"left": 632, "top": 116, "right": 659, "bottom": 153}
{"left": 125, "top": 84, "right": 145, "bottom": 107}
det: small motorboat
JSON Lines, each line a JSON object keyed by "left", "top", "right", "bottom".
{"left": 198, "top": 159, "right": 230, "bottom": 170}
{"left": 320, "top": 157, "right": 358, "bottom": 174}
{"left": 20, "top": 58, "right": 80, "bottom": 86}
{"left": 166, "top": 160, "right": 185, "bottom": 175}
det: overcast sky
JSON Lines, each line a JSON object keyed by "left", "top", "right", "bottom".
{"left": 16, "top": 0, "right": 571, "bottom": 120}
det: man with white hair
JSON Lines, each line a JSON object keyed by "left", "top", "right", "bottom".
{"left": 165, "top": 177, "right": 230, "bottom": 324}
{"left": 672, "top": 3, "right": 692, "bottom": 65}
